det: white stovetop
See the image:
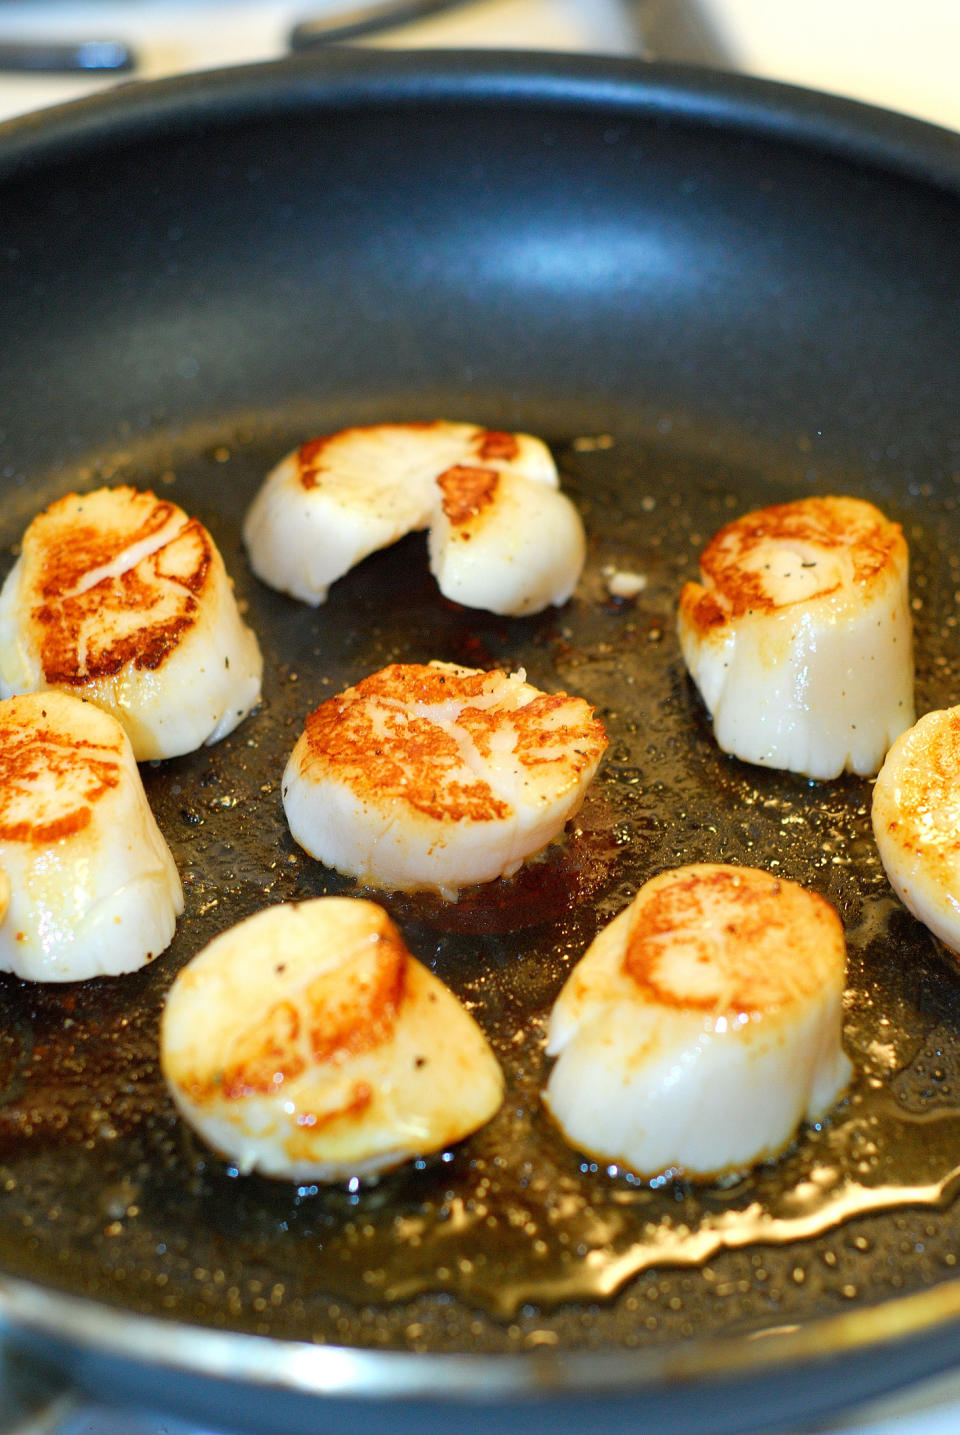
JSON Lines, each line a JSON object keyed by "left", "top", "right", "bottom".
{"left": 0, "top": 3, "right": 958, "bottom": 1434}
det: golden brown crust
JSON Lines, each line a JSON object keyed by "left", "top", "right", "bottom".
{"left": 678, "top": 584, "right": 726, "bottom": 633}
{"left": 683, "top": 495, "right": 906, "bottom": 634}
{"left": 474, "top": 430, "right": 520, "bottom": 462}
{"left": 305, "top": 921, "right": 408, "bottom": 1064}
{"left": 296, "top": 422, "right": 448, "bottom": 491}
{"left": 296, "top": 423, "right": 522, "bottom": 493}
{"left": 296, "top": 663, "right": 607, "bottom": 829}
{"left": 21, "top": 489, "right": 216, "bottom": 685}
{"left": 0, "top": 700, "right": 123, "bottom": 844}
{"left": 301, "top": 691, "right": 511, "bottom": 825}
{"left": 457, "top": 690, "right": 605, "bottom": 782}
{"left": 349, "top": 661, "right": 485, "bottom": 706}
{"left": 33, "top": 490, "right": 176, "bottom": 598}
{"left": 437, "top": 466, "right": 500, "bottom": 525}
{"left": 618, "top": 865, "right": 842, "bottom": 1014}
{"left": 282, "top": 1083, "right": 375, "bottom": 1158}
{"left": 215, "top": 998, "right": 304, "bottom": 1099}
{"left": 185, "top": 910, "right": 409, "bottom": 1105}
{"left": 876, "top": 709, "right": 960, "bottom": 878}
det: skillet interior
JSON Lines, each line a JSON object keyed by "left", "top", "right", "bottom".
{"left": 2, "top": 47, "right": 960, "bottom": 1427}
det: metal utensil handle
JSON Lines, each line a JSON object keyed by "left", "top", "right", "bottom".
{"left": 0, "top": 39, "right": 135, "bottom": 73}
{"left": 290, "top": 0, "right": 473, "bottom": 48}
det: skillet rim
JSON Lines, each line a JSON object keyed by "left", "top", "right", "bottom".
{"left": 2, "top": 44, "right": 960, "bottom": 1423}
{"left": 0, "top": 45, "right": 959, "bottom": 194}
{"left": 5, "top": 1263, "right": 960, "bottom": 1400}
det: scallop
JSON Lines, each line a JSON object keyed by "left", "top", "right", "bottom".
{"left": 0, "top": 486, "right": 263, "bottom": 761}
{"left": 543, "top": 863, "right": 852, "bottom": 1181}
{"left": 242, "top": 421, "right": 584, "bottom": 615}
{"left": 282, "top": 661, "right": 608, "bottom": 899}
{"left": 160, "top": 897, "right": 504, "bottom": 1182}
{"left": 677, "top": 495, "right": 914, "bottom": 779}
{"left": 872, "top": 705, "right": 960, "bottom": 953}
{"left": 0, "top": 691, "right": 183, "bottom": 981}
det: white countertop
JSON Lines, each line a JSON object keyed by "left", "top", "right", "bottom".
{"left": 0, "top": 3, "right": 958, "bottom": 1434}
{"left": 705, "top": 0, "right": 960, "bottom": 133}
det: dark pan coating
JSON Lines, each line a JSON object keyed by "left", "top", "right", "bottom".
{"left": 0, "top": 46, "right": 960, "bottom": 1417}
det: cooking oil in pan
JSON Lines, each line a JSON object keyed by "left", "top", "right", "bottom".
{"left": 0, "top": 423, "right": 960, "bottom": 1349}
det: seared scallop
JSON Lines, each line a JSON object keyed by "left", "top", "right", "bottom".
{"left": 160, "top": 897, "right": 504, "bottom": 1182}
{"left": 0, "top": 486, "right": 263, "bottom": 761}
{"left": 0, "top": 691, "right": 183, "bottom": 981}
{"left": 242, "top": 421, "right": 584, "bottom": 615}
{"left": 677, "top": 495, "right": 914, "bottom": 779}
{"left": 282, "top": 661, "right": 608, "bottom": 899}
{"left": 872, "top": 705, "right": 960, "bottom": 953}
{"left": 543, "top": 864, "right": 852, "bottom": 1181}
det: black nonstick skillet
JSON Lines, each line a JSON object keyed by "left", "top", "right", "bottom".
{"left": 1, "top": 47, "right": 960, "bottom": 1435}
